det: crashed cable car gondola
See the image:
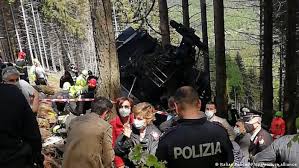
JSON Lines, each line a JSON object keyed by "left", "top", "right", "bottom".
{"left": 117, "top": 20, "right": 211, "bottom": 110}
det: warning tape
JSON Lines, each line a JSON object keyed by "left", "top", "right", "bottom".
{"left": 40, "top": 98, "right": 117, "bottom": 103}
{"left": 40, "top": 98, "right": 95, "bottom": 102}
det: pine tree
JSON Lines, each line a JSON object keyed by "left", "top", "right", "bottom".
{"left": 89, "top": 0, "right": 121, "bottom": 99}
{"left": 213, "top": 0, "right": 228, "bottom": 118}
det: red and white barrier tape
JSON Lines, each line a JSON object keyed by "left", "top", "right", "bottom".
{"left": 40, "top": 98, "right": 95, "bottom": 102}
{"left": 40, "top": 98, "right": 117, "bottom": 104}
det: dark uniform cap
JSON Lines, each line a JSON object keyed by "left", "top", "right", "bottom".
{"left": 240, "top": 107, "right": 263, "bottom": 122}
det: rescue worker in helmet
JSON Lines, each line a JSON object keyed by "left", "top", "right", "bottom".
{"left": 69, "top": 70, "right": 88, "bottom": 98}
{"left": 75, "top": 70, "right": 88, "bottom": 87}
{"left": 87, "top": 70, "right": 98, "bottom": 81}
{"left": 75, "top": 79, "right": 97, "bottom": 115}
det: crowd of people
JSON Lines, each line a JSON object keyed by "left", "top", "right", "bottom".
{"left": 1, "top": 52, "right": 299, "bottom": 168}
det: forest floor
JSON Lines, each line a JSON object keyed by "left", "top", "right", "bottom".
{"left": 46, "top": 71, "right": 62, "bottom": 92}
{"left": 35, "top": 71, "right": 64, "bottom": 168}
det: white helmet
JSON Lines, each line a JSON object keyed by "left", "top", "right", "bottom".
{"left": 82, "top": 70, "right": 88, "bottom": 76}
{"left": 62, "top": 82, "right": 71, "bottom": 91}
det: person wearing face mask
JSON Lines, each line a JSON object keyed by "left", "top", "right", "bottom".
{"left": 234, "top": 120, "right": 251, "bottom": 162}
{"left": 114, "top": 102, "right": 161, "bottom": 168}
{"left": 2, "top": 66, "right": 39, "bottom": 113}
{"left": 240, "top": 107, "right": 272, "bottom": 158}
{"left": 159, "top": 96, "right": 180, "bottom": 132}
{"left": 63, "top": 97, "right": 114, "bottom": 168}
{"left": 205, "top": 102, "right": 236, "bottom": 141}
{"left": 110, "top": 97, "right": 135, "bottom": 168}
{"left": 156, "top": 86, "right": 234, "bottom": 168}
{"left": 253, "top": 117, "right": 299, "bottom": 167}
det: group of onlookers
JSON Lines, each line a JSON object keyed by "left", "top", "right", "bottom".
{"left": 1, "top": 52, "right": 299, "bottom": 168}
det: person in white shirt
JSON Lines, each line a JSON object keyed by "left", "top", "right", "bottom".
{"left": 33, "top": 59, "right": 47, "bottom": 85}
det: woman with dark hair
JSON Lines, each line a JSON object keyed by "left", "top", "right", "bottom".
{"left": 59, "top": 71, "right": 74, "bottom": 88}
{"left": 110, "top": 97, "right": 135, "bottom": 168}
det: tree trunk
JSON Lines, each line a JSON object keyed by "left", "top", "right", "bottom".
{"left": 53, "top": 25, "right": 70, "bottom": 69}
{"left": 262, "top": 0, "right": 273, "bottom": 127}
{"left": 90, "top": 0, "right": 121, "bottom": 99}
{"left": 158, "top": 0, "right": 170, "bottom": 48}
{"left": 10, "top": 4, "right": 22, "bottom": 52}
{"left": 213, "top": 0, "right": 228, "bottom": 118}
{"left": 49, "top": 42, "right": 57, "bottom": 72}
{"left": 112, "top": 2, "right": 119, "bottom": 37}
{"left": 296, "top": 0, "right": 299, "bottom": 121}
{"left": 20, "top": 0, "right": 34, "bottom": 63}
{"left": 30, "top": 1, "right": 44, "bottom": 68}
{"left": 182, "top": 0, "right": 190, "bottom": 28}
{"left": 1, "top": 6, "right": 13, "bottom": 60}
{"left": 259, "top": 0, "right": 264, "bottom": 110}
{"left": 37, "top": 12, "right": 49, "bottom": 70}
{"left": 284, "top": 0, "right": 297, "bottom": 134}
{"left": 200, "top": 0, "right": 210, "bottom": 91}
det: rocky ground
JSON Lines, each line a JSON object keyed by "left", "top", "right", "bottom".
{"left": 35, "top": 72, "right": 64, "bottom": 168}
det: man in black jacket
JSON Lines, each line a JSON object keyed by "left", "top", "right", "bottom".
{"left": 156, "top": 86, "right": 234, "bottom": 168}
{"left": 0, "top": 83, "right": 43, "bottom": 168}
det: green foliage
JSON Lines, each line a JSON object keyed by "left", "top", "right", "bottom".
{"left": 129, "top": 144, "right": 166, "bottom": 168}
{"left": 113, "top": 0, "right": 157, "bottom": 30}
{"left": 41, "top": 0, "right": 87, "bottom": 38}
{"left": 226, "top": 55, "right": 244, "bottom": 100}
{"left": 4, "top": 0, "right": 15, "bottom": 4}
{"left": 287, "top": 134, "right": 299, "bottom": 148}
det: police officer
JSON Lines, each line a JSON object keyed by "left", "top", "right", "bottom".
{"left": 156, "top": 86, "right": 234, "bottom": 168}
{"left": 253, "top": 117, "right": 299, "bottom": 168}
{"left": 240, "top": 107, "right": 272, "bottom": 158}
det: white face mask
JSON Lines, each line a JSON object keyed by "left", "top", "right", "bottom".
{"left": 119, "top": 108, "right": 131, "bottom": 117}
{"left": 205, "top": 110, "right": 215, "bottom": 119}
{"left": 133, "top": 119, "right": 146, "bottom": 129}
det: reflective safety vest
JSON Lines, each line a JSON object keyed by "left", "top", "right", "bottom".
{"left": 75, "top": 75, "right": 87, "bottom": 88}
